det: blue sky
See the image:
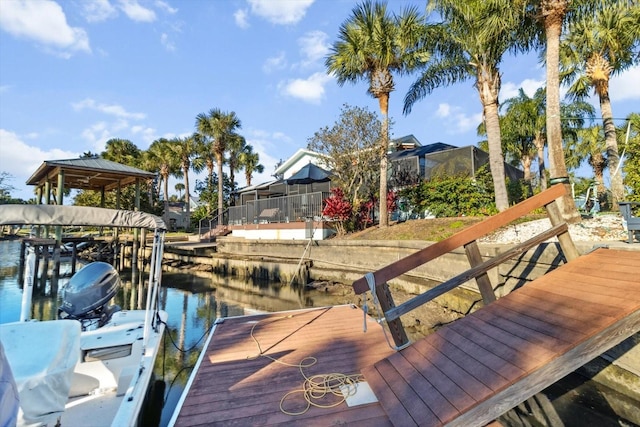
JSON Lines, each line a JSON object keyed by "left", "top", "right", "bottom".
{"left": 1, "top": 0, "right": 638, "bottom": 202}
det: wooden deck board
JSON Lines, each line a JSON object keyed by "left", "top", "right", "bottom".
{"left": 363, "top": 248, "right": 640, "bottom": 427}
{"left": 173, "top": 305, "right": 396, "bottom": 426}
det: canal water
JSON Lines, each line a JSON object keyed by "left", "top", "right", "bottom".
{"left": 1, "top": 238, "right": 638, "bottom": 426}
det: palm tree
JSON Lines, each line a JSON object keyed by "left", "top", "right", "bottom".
{"left": 193, "top": 132, "right": 215, "bottom": 214}
{"left": 196, "top": 109, "right": 242, "bottom": 216}
{"left": 102, "top": 138, "right": 141, "bottom": 166}
{"left": 326, "top": 1, "right": 425, "bottom": 227}
{"left": 404, "top": 0, "right": 530, "bottom": 211}
{"left": 226, "top": 134, "right": 246, "bottom": 206}
{"left": 147, "top": 138, "right": 180, "bottom": 227}
{"left": 175, "top": 183, "right": 185, "bottom": 199}
{"left": 497, "top": 88, "right": 594, "bottom": 192}
{"left": 560, "top": 2, "right": 640, "bottom": 208}
{"left": 565, "top": 125, "right": 607, "bottom": 195}
{"left": 527, "top": 0, "right": 600, "bottom": 221}
{"left": 238, "top": 145, "right": 264, "bottom": 187}
{"left": 501, "top": 89, "right": 548, "bottom": 191}
{"left": 171, "top": 135, "right": 200, "bottom": 230}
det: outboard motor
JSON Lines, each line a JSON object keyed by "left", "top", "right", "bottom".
{"left": 58, "top": 262, "right": 121, "bottom": 330}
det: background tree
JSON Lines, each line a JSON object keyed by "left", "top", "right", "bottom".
{"left": 307, "top": 104, "right": 382, "bottom": 209}
{"left": 193, "top": 132, "right": 215, "bottom": 215}
{"left": 565, "top": 125, "right": 607, "bottom": 196}
{"left": 171, "top": 135, "right": 200, "bottom": 230}
{"left": 560, "top": 1, "right": 640, "bottom": 208}
{"left": 238, "top": 145, "right": 264, "bottom": 188}
{"left": 175, "top": 182, "right": 185, "bottom": 199}
{"left": 196, "top": 109, "right": 241, "bottom": 216}
{"left": 226, "top": 133, "right": 246, "bottom": 206}
{"left": 147, "top": 138, "right": 180, "bottom": 227}
{"left": 102, "top": 138, "right": 141, "bottom": 165}
{"left": 404, "top": 0, "right": 531, "bottom": 211}
{"left": 622, "top": 113, "right": 640, "bottom": 202}
{"left": 0, "top": 172, "right": 18, "bottom": 203}
{"left": 326, "top": 0, "right": 425, "bottom": 227}
{"left": 478, "top": 101, "right": 536, "bottom": 189}
{"left": 501, "top": 88, "right": 548, "bottom": 190}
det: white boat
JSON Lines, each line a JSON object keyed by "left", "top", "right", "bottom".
{"left": 0, "top": 204, "right": 168, "bottom": 427}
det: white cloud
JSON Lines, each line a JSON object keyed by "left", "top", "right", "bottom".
{"left": 297, "top": 30, "right": 329, "bottom": 67}
{"left": 610, "top": 66, "right": 640, "bottom": 102}
{"left": 263, "top": 51, "right": 287, "bottom": 73}
{"left": 234, "top": 9, "right": 250, "bottom": 29}
{"left": 501, "top": 78, "right": 545, "bottom": 101}
{"left": 118, "top": 0, "right": 156, "bottom": 22}
{"left": 0, "top": 85, "right": 12, "bottom": 94}
{"left": 435, "top": 103, "right": 482, "bottom": 134}
{"left": 436, "top": 103, "right": 452, "bottom": 118}
{"left": 131, "top": 125, "right": 158, "bottom": 146}
{"left": 80, "top": 122, "right": 113, "bottom": 152}
{"left": 155, "top": 0, "right": 178, "bottom": 15}
{"left": 0, "top": 0, "right": 91, "bottom": 57}
{"left": 160, "top": 33, "right": 176, "bottom": 51}
{"left": 0, "top": 129, "right": 79, "bottom": 199}
{"left": 72, "top": 98, "right": 146, "bottom": 120}
{"left": 247, "top": 0, "right": 314, "bottom": 25}
{"left": 241, "top": 129, "right": 294, "bottom": 185}
{"left": 82, "top": 0, "right": 117, "bottom": 23}
{"left": 279, "top": 72, "right": 331, "bottom": 104}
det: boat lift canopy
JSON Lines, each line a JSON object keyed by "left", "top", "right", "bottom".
{"left": 0, "top": 204, "right": 166, "bottom": 230}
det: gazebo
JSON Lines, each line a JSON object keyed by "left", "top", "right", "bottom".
{"left": 26, "top": 157, "right": 155, "bottom": 208}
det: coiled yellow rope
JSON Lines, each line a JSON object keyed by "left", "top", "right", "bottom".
{"left": 246, "top": 315, "right": 365, "bottom": 416}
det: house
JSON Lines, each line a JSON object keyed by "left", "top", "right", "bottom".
{"left": 388, "top": 142, "right": 524, "bottom": 188}
{"left": 218, "top": 138, "right": 524, "bottom": 241}
{"left": 226, "top": 149, "right": 334, "bottom": 240}
{"left": 167, "top": 196, "right": 204, "bottom": 230}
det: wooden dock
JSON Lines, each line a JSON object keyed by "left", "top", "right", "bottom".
{"left": 361, "top": 248, "right": 640, "bottom": 426}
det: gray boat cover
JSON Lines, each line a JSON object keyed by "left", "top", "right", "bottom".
{"left": 0, "top": 204, "right": 165, "bottom": 230}
{"left": 0, "top": 320, "right": 81, "bottom": 426}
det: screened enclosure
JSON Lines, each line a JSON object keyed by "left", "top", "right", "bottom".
{"left": 388, "top": 144, "right": 523, "bottom": 188}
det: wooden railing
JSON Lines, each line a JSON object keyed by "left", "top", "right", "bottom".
{"left": 352, "top": 184, "right": 580, "bottom": 348}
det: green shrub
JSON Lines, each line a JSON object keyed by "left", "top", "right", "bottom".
{"left": 399, "top": 172, "right": 497, "bottom": 218}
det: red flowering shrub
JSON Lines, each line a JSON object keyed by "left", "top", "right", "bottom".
{"left": 322, "top": 188, "right": 352, "bottom": 235}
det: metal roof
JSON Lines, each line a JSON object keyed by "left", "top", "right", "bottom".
{"left": 26, "top": 157, "right": 156, "bottom": 192}
{"left": 388, "top": 142, "right": 458, "bottom": 161}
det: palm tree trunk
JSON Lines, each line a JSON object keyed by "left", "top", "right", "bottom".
{"left": 534, "top": 136, "right": 547, "bottom": 191}
{"left": 183, "top": 166, "right": 191, "bottom": 231}
{"left": 229, "top": 167, "right": 236, "bottom": 207}
{"left": 216, "top": 153, "right": 224, "bottom": 218}
{"left": 163, "top": 173, "right": 170, "bottom": 230}
{"left": 522, "top": 156, "right": 532, "bottom": 184}
{"left": 478, "top": 72, "right": 508, "bottom": 211}
{"left": 599, "top": 86, "right": 624, "bottom": 209}
{"left": 544, "top": 6, "right": 580, "bottom": 222}
{"left": 377, "top": 93, "right": 390, "bottom": 227}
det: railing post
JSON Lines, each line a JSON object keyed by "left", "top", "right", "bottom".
{"left": 376, "top": 282, "right": 409, "bottom": 348}
{"left": 464, "top": 240, "right": 496, "bottom": 305}
{"left": 545, "top": 200, "right": 580, "bottom": 261}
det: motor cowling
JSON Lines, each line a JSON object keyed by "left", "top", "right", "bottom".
{"left": 58, "top": 262, "right": 121, "bottom": 329}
